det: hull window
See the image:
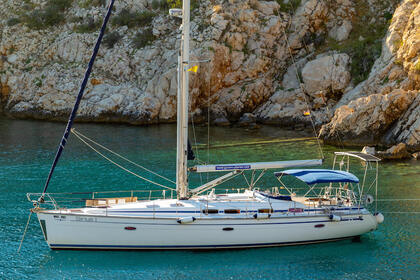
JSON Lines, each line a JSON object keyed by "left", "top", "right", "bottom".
{"left": 124, "top": 226, "right": 137, "bottom": 231}
{"left": 40, "top": 220, "right": 48, "bottom": 241}
{"left": 224, "top": 209, "right": 240, "bottom": 214}
{"left": 258, "top": 208, "right": 273, "bottom": 213}
{"left": 202, "top": 209, "right": 219, "bottom": 214}
{"left": 314, "top": 224, "right": 325, "bottom": 228}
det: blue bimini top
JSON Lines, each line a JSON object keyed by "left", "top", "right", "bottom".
{"left": 274, "top": 169, "right": 359, "bottom": 185}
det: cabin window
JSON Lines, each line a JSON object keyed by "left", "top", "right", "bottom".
{"left": 202, "top": 209, "right": 219, "bottom": 214}
{"left": 224, "top": 209, "right": 241, "bottom": 214}
{"left": 40, "top": 220, "right": 48, "bottom": 241}
{"left": 258, "top": 208, "right": 273, "bottom": 213}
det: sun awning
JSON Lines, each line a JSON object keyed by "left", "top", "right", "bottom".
{"left": 274, "top": 169, "right": 359, "bottom": 185}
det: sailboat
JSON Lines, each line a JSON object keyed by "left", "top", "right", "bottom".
{"left": 28, "top": 0, "right": 384, "bottom": 250}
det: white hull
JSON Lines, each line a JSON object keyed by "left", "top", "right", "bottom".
{"left": 36, "top": 211, "right": 378, "bottom": 250}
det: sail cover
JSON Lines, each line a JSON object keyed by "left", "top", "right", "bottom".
{"left": 274, "top": 169, "right": 359, "bottom": 185}
{"left": 193, "top": 159, "right": 322, "bottom": 173}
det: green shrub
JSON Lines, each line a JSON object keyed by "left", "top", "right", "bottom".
{"left": 73, "top": 16, "right": 101, "bottom": 33}
{"left": 79, "top": 0, "right": 106, "bottom": 8}
{"left": 348, "top": 38, "right": 382, "bottom": 84}
{"left": 152, "top": 0, "right": 169, "bottom": 10}
{"left": 166, "top": 0, "right": 198, "bottom": 10}
{"left": 33, "top": 77, "right": 43, "bottom": 87}
{"left": 112, "top": 9, "right": 155, "bottom": 28}
{"left": 7, "top": 18, "right": 21, "bottom": 26}
{"left": 22, "top": 0, "right": 73, "bottom": 30}
{"left": 103, "top": 31, "right": 122, "bottom": 48}
{"left": 131, "top": 28, "right": 155, "bottom": 49}
{"left": 383, "top": 11, "right": 393, "bottom": 21}
{"left": 50, "top": 0, "right": 74, "bottom": 11}
{"left": 167, "top": 0, "right": 182, "bottom": 8}
{"left": 23, "top": 8, "right": 64, "bottom": 29}
{"left": 276, "top": 0, "right": 301, "bottom": 13}
{"left": 413, "top": 61, "right": 420, "bottom": 74}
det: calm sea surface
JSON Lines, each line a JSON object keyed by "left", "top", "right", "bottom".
{"left": 0, "top": 117, "right": 419, "bottom": 279}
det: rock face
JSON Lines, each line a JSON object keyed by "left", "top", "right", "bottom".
{"left": 383, "top": 93, "right": 420, "bottom": 150}
{"left": 0, "top": 0, "right": 419, "bottom": 151}
{"left": 320, "top": 90, "right": 417, "bottom": 145}
{"left": 320, "top": 0, "right": 420, "bottom": 150}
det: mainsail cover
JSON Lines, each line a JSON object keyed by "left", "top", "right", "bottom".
{"left": 192, "top": 159, "right": 322, "bottom": 173}
{"left": 40, "top": 0, "right": 116, "bottom": 198}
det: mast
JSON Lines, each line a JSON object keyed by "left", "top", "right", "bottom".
{"left": 175, "top": 0, "right": 190, "bottom": 199}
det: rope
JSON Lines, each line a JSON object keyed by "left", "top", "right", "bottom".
{"left": 376, "top": 199, "right": 420, "bottom": 201}
{"left": 71, "top": 129, "right": 175, "bottom": 185}
{"left": 193, "top": 137, "right": 317, "bottom": 149}
{"left": 382, "top": 212, "right": 420, "bottom": 214}
{"left": 71, "top": 129, "right": 175, "bottom": 191}
{"left": 17, "top": 211, "right": 32, "bottom": 253}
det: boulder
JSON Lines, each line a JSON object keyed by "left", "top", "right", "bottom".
{"left": 301, "top": 53, "right": 351, "bottom": 95}
{"left": 282, "top": 56, "right": 312, "bottom": 90}
{"left": 383, "top": 93, "right": 420, "bottom": 150}
{"left": 254, "top": 89, "right": 309, "bottom": 126}
{"left": 320, "top": 90, "right": 418, "bottom": 145}
{"left": 238, "top": 113, "right": 256, "bottom": 127}
{"left": 213, "top": 116, "right": 231, "bottom": 127}
{"left": 377, "top": 143, "right": 412, "bottom": 160}
{"left": 328, "top": 20, "right": 352, "bottom": 42}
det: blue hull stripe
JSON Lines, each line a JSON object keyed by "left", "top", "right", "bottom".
{"left": 72, "top": 218, "right": 362, "bottom": 226}
{"left": 49, "top": 236, "right": 357, "bottom": 249}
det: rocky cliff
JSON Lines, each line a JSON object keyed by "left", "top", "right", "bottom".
{"left": 0, "top": 0, "right": 418, "bottom": 150}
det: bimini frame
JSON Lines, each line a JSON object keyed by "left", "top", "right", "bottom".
{"left": 332, "top": 152, "right": 381, "bottom": 212}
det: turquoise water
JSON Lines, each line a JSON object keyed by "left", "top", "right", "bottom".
{"left": 0, "top": 117, "right": 419, "bottom": 279}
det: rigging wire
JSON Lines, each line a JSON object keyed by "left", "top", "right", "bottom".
{"left": 71, "top": 129, "right": 175, "bottom": 185}
{"left": 381, "top": 212, "right": 420, "bottom": 214}
{"left": 207, "top": 61, "right": 211, "bottom": 182}
{"left": 195, "top": 171, "right": 244, "bottom": 195}
{"left": 275, "top": 5, "right": 325, "bottom": 160}
{"left": 189, "top": 58, "right": 211, "bottom": 186}
{"left": 71, "top": 129, "right": 175, "bottom": 191}
{"left": 290, "top": 1, "right": 346, "bottom": 152}
{"left": 190, "top": 112, "right": 204, "bottom": 185}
